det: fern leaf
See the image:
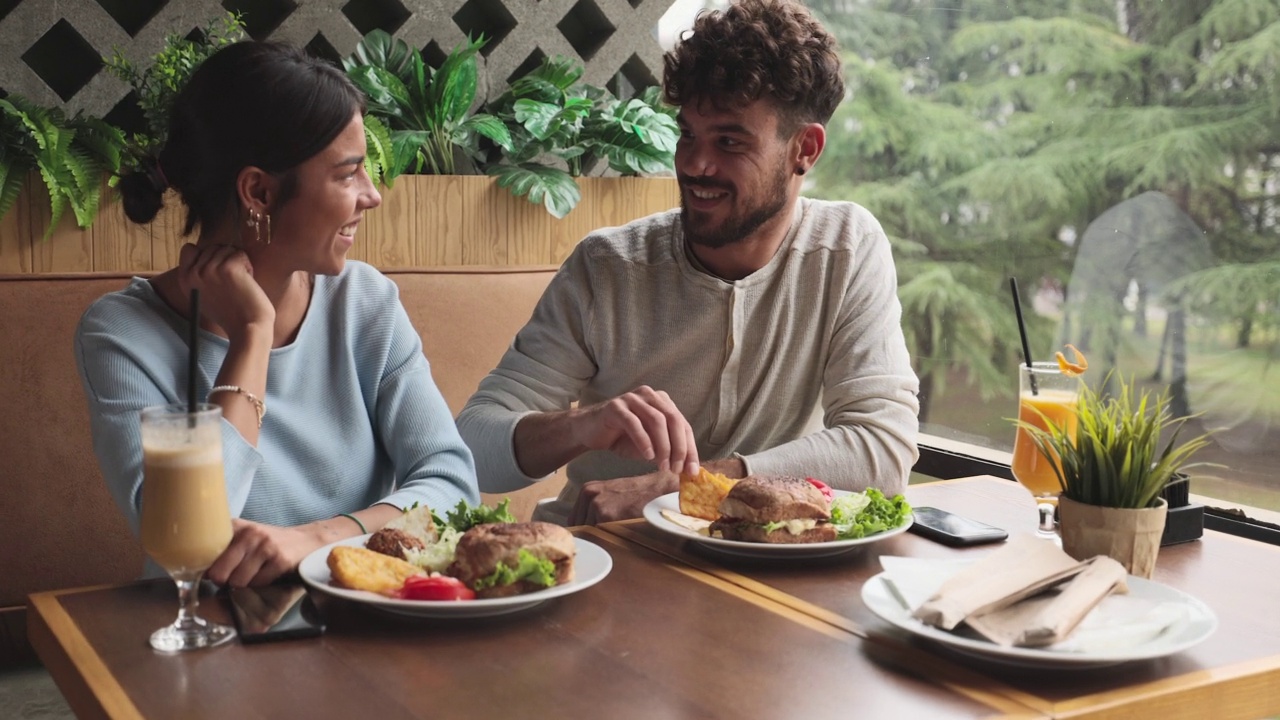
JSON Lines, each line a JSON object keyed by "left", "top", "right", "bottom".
{"left": 0, "top": 156, "right": 31, "bottom": 221}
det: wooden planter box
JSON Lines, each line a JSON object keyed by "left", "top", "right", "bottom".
{"left": 0, "top": 175, "right": 679, "bottom": 274}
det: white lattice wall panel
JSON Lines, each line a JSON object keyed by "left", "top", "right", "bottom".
{"left": 0, "top": 0, "right": 676, "bottom": 119}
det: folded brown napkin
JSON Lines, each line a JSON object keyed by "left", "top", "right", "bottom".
{"left": 882, "top": 553, "right": 1177, "bottom": 652}
{"left": 965, "top": 555, "right": 1129, "bottom": 647}
{"left": 912, "top": 536, "right": 1085, "bottom": 630}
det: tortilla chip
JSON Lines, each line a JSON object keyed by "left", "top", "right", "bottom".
{"left": 679, "top": 467, "right": 739, "bottom": 521}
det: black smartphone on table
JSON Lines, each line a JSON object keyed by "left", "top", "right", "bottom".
{"left": 228, "top": 584, "right": 326, "bottom": 643}
{"left": 908, "top": 506, "right": 1009, "bottom": 547}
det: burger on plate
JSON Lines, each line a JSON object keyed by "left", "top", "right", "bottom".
{"left": 448, "top": 522, "right": 576, "bottom": 598}
{"left": 709, "top": 476, "right": 836, "bottom": 544}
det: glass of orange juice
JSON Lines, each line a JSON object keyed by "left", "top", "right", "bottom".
{"left": 1011, "top": 363, "right": 1079, "bottom": 542}
{"left": 140, "top": 404, "right": 235, "bottom": 651}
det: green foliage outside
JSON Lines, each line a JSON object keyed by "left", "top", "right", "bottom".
{"left": 803, "top": 0, "right": 1280, "bottom": 427}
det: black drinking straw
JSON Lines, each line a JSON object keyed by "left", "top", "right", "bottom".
{"left": 187, "top": 288, "right": 200, "bottom": 417}
{"left": 1009, "top": 277, "right": 1039, "bottom": 395}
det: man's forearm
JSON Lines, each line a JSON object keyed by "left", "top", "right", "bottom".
{"left": 741, "top": 422, "right": 917, "bottom": 494}
{"left": 512, "top": 409, "right": 589, "bottom": 478}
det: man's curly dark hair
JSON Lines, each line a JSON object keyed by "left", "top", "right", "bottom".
{"left": 662, "top": 0, "right": 844, "bottom": 133}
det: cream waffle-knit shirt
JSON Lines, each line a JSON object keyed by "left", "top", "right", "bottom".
{"left": 457, "top": 198, "right": 919, "bottom": 524}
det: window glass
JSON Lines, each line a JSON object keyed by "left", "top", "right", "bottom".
{"left": 660, "top": 0, "right": 1280, "bottom": 513}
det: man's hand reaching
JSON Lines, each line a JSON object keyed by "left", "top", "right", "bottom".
{"left": 513, "top": 385, "right": 701, "bottom": 479}
{"left": 569, "top": 386, "right": 700, "bottom": 475}
{"left": 568, "top": 471, "right": 679, "bottom": 526}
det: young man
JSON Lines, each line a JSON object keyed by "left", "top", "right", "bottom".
{"left": 457, "top": 0, "right": 919, "bottom": 525}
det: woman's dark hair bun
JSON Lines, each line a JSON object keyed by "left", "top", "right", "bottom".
{"left": 118, "top": 157, "right": 168, "bottom": 224}
{"left": 143, "top": 41, "right": 364, "bottom": 236}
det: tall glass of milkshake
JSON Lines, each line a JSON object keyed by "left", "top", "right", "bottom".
{"left": 140, "top": 404, "right": 235, "bottom": 651}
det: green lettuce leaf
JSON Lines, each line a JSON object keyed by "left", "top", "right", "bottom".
{"left": 830, "top": 488, "right": 911, "bottom": 540}
{"left": 444, "top": 498, "right": 517, "bottom": 532}
{"left": 473, "top": 548, "right": 557, "bottom": 590}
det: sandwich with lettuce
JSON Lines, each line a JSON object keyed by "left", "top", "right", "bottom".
{"left": 447, "top": 522, "right": 576, "bottom": 598}
{"left": 709, "top": 476, "right": 837, "bottom": 543}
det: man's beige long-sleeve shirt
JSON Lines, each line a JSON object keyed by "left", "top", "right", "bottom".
{"left": 457, "top": 198, "right": 920, "bottom": 524}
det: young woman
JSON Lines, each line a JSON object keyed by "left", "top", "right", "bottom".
{"left": 77, "top": 42, "right": 478, "bottom": 587}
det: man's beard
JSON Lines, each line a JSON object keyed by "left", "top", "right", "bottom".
{"left": 680, "top": 161, "right": 791, "bottom": 250}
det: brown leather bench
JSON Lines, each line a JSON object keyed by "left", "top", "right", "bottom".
{"left": 0, "top": 265, "right": 564, "bottom": 662}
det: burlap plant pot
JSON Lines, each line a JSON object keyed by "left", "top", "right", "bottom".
{"left": 1058, "top": 496, "right": 1169, "bottom": 578}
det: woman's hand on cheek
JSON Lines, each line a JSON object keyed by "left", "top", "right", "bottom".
{"left": 177, "top": 243, "right": 275, "bottom": 340}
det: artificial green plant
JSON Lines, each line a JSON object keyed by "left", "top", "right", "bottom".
{"left": 484, "top": 57, "right": 678, "bottom": 218}
{"left": 1017, "top": 374, "right": 1215, "bottom": 509}
{"left": 0, "top": 97, "right": 125, "bottom": 238}
{"left": 343, "top": 30, "right": 511, "bottom": 184}
{"left": 102, "top": 12, "right": 246, "bottom": 157}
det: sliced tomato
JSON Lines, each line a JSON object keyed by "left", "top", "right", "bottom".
{"left": 805, "top": 477, "right": 834, "bottom": 503}
{"left": 396, "top": 575, "right": 476, "bottom": 601}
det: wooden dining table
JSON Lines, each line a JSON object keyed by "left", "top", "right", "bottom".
{"left": 607, "top": 476, "right": 1280, "bottom": 720}
{"left": 27, "top": 476, "right": 1280, "bottom": 719}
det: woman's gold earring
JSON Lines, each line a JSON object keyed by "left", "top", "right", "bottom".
{"left": 244, "top": 209, "right": 269, "bottom": 244}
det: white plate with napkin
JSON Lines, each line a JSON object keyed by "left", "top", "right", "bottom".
{"left": 862, "top": 550, "right": 1217, "bottom": 668}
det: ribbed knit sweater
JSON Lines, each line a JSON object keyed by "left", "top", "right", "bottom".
{"left": 457, "top": 198, "right": 919, "bottom": 524}
{"left": 76, "top": 261, "right": 479, "bottom": 541}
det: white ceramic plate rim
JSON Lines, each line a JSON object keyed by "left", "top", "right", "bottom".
{"left": 641, "top": 491, "right": 913, "bottom": 558}
{"left": 299, "top": 534, "right": 612, "bottom": 618}
{"left": 861, "top": 571, "right": 1218, "bottom": 668}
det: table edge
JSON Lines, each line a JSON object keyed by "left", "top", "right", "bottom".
{"left": 28, "top": 588, "right": 144, "bottom": 720}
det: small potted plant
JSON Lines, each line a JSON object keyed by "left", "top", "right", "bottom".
{"left": 1017, "top": 373, "right": 1214, "bottom": 577}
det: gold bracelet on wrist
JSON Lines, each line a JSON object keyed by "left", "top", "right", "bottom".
{"left": 207, "top": 385, "right": 266, "bottom": 428}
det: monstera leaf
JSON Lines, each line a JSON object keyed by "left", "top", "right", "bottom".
{"left": 343, "top": 29, "right": 416, "bottom": 79}
{"left": 488, "top": 162, "right": 581, "bottom": 219}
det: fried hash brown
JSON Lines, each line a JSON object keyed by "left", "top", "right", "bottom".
{"left": 327, "top": 545, "right": 423, "bottom": 595}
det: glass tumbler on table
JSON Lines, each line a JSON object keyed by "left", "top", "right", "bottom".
{"left": 139, "top": 404, "right": 236, "bottom": 651}
{"left": 1010, "top": 363, "right": 1079, "bottom": 542}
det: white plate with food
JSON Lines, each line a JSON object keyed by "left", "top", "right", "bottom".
{"left": 642, "top": 490, "right": 913, "bottom": 559}
{"left": 861, "top": 571, "right": 1217, "bottom": 669}
{"left": 299, "top": 535, "right": 612, "bottom": 618}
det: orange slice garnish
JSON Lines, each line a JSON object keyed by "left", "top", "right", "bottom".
{"left": 1055, "top": 344, "right": 1088, "bottom": 377}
